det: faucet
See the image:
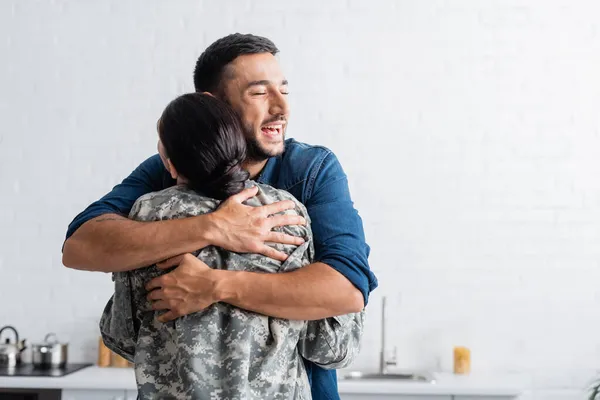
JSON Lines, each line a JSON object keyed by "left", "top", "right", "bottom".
{"left": 379, "top": 296, "right": 397, "bottom": 374}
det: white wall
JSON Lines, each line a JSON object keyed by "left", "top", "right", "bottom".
{"left": 1, "top": 1, "right": 599, "bottom": 398}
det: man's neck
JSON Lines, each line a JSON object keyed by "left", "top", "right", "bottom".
{"left": 243, "top": 159, "right": 268, "bottom": 180}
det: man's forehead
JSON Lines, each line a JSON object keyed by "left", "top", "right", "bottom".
{"left": 226, "top": 53, "right": 285, "bottom": 84}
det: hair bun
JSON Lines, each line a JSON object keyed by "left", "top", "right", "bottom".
{"left": 203, "top": 163, "right": 250, "bottom": 199}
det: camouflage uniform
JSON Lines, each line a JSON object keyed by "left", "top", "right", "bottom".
{"left": 100, "top": 182, "right": 364, "bottom": 400}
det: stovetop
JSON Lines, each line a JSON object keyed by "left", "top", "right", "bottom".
{"left": 0, "top": 363, "right": 92, "bottom": 377}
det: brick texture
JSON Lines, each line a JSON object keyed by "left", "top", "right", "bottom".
{"left": 1, "top": 1, "right": 600, "bottom": 398}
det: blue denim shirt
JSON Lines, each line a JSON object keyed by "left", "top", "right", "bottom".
{"left": 66, "top": 138, "right": 378, "bottom": 400}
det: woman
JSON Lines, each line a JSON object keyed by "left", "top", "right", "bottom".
{"left": 100, "top": 93, "right": 363, "bottom": 400}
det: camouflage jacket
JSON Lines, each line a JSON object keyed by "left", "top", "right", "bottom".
{"left": 100, "top": 182, "right": 364, "bottom": 400}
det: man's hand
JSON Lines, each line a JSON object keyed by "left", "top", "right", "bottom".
{"left": 207, "top": 186, "right": 306, "bottom": 261}
{"left": 146, "top": 253, "right": 223, "bottom": 322}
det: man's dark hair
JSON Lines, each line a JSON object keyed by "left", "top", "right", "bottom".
{"left": 158, "top": 93, "right": 249, "bottom": 200}
{"left": 193, "top": 33, "right": 279, "bottom": 93}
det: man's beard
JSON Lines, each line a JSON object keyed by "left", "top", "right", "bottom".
{"left": 244, "top": 127, "right": 286, "bottom": 162}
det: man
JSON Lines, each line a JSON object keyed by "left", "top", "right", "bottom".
{"left": 63, "top": 33, "right": 378, "bottom": 400}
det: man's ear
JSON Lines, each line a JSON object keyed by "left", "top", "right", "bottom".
{"left": 201, "top": 91, "right": 215, "bottom": 98}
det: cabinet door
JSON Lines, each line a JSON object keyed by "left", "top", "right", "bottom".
{"left": 342, "top": 395, "right": 452, "bottom": 400}
{"left": 453, "top": 397, "right": 517, "bottom": 400}
{"left": 62, "top": 389, "right": 127, "bottom": 400}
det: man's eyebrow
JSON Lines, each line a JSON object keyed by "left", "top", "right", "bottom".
{"left": 246, "top": 79, "right": 288, "bottom": 88}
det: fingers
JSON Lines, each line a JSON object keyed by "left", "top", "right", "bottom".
{"left": 259, "top": 245, "right": 289, "bottom": 262}
{"left": 265, "top": 231, "right": 305, "bottom": 246}
{"left": 147, "top": 289, "right": 164, "bottom": 301}
{"left": 145, "top": 276, "right": 163, "bottom": 291}
{"left": 151, "top": 300, "right": 169, "bottom": 311}
{"left": 157, "top": 311, "right": 178, "bottom": 323}
{"left": 228, "top": 186, "right": 259, "bottom": 204}
{"left": 260, "top": 200, "right": 298, "bottom": 217}
{"left": 267, "top": 214, "right": 306, "bottom": 229}
{"left": 156, "top": 254, "right": 185, "bottom": 270}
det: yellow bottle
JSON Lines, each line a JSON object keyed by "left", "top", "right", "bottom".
{"left": 110, "top": 351, "right": 131, "bottom": 368}
{"left": 453, "top": 346, "right": 471, "bottom": 374}
{"left": 97, "top": 337, "right": 111, "bottom": 367}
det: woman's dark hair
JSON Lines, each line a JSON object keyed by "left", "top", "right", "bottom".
{"left": 158, "top": 93, "right": 249, "bottom": 200}
{"left": 193, "top": 33, "right": 279, "bottom": 93}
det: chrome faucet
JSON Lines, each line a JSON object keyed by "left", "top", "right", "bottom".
{"left": 379, "top": 296, "right": 397, "bottom": 374}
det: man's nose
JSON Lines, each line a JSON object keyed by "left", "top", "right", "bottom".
{"left": 269, "top": 90, "right": 289, "bottom": 116}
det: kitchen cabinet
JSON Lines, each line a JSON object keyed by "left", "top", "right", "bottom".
{"left": 60, "top": 392, "right": 514, "bottom": 400}
{"left": 454, "top": 397, "right": 515, "bottom": 400}
{"left": 342, "top": 396, "right": 451, "bottom": 400}
{"left": 341, "top": 396, "right": 515, "bottom": 400}
{"left": 62, "top": 389, "right": 127, "bottom": 400}
{"left": 0, "top": 367, "right": 521, "bottom": 399}
{"left": 61, "top": 389, "right": 138, "bottom": 400}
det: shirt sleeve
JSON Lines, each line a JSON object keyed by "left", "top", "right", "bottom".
{"left": 64, "top": 154, "right": 172, "bottom": 241}
{"left": 306, "top": 152, "right": 378, "bottom": 306}
{"left": 99, "top": 285, "right": 136, "bottom": 363}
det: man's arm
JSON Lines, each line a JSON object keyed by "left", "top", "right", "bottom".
{"left": 146, "top": 151, "right": 378, "bottom": 320}
{"left": 220, "top": 262, "right": 364, "bottom": 318}
{"left": 63, "top": 213, "right": 214, "bottom": 272}
{"left": 63, "top": 156, "right": 305, "bottom": 272}
{"left": 146, "top": 256, "right": 363, "bottom": 321}
{"left": 62, "top": 154, "right": 207, "bottom": 272}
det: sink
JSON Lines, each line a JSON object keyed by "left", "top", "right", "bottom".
{"left": 343, "top": 371, "right": 436, "bottom": 383}
{"left": 350, "top": 296, "right": 436, "bottom": 385}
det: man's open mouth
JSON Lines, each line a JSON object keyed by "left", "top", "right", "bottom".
{"left": 261, "top": 123, "right": 284, "bottom": 138}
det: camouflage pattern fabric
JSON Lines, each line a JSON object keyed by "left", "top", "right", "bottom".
{"left": 100, "top": 181, "right": 364, "bottom": 400}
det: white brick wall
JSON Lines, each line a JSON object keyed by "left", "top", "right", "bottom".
{"left": 1, "top": 1, "right": 599, "bottom": 398}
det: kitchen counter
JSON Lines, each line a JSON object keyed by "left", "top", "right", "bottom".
{"left": 0, "top": 366, "right": 524, "bottom": 397}
{"left": 0, "top": 366, "right": 136, "bottom": 390}
{"left": 338, "top": 372, "right": 525, "bottom": 396}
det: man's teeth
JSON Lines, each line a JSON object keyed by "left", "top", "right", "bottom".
{"left": 263, "top": 125, "right": 281, "bottom": 133}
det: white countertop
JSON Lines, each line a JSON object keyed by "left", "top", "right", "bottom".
{"left": 0, "top": 366, "right": 137, "bottom": 390}
{"left": 0, "top": 366, "right": 525, "bottom": 396}
{"left": 338, "top": 372, "right": 525, "bottom": 396}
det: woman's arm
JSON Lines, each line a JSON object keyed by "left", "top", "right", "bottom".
{"left": 297, "top": 311, "right": 365, "bottom": 370}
